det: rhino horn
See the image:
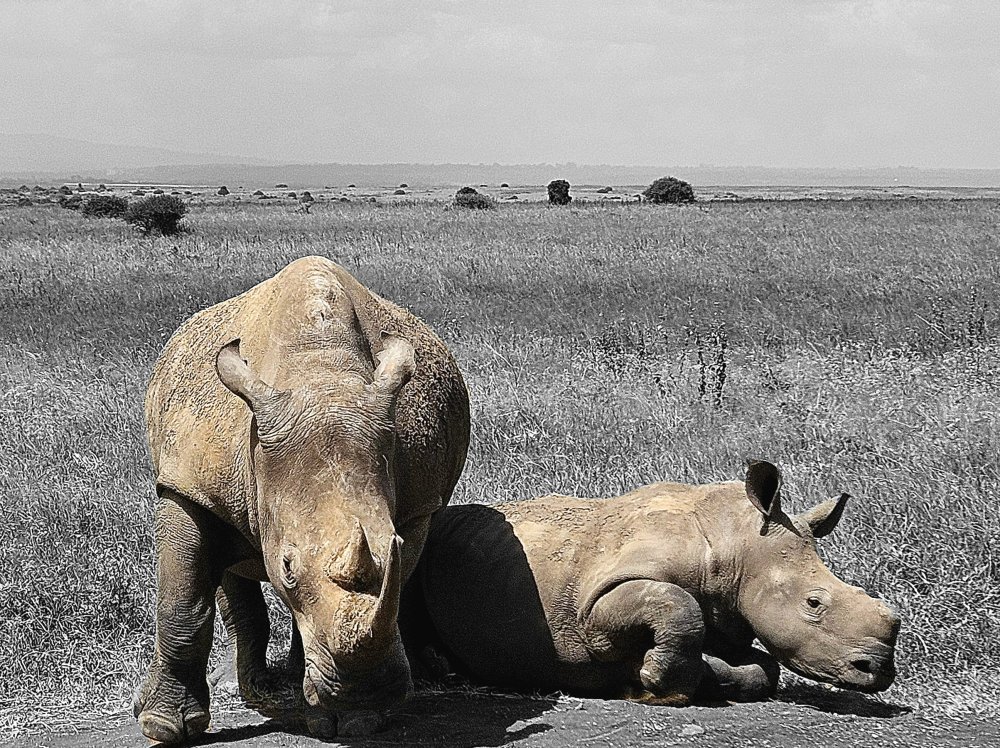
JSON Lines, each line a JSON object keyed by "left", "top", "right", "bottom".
{"left": 368, "top": 534, "right": 403, "bottom": 643}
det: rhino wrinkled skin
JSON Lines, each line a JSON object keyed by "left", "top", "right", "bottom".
{"left": 408, "top": 461, "right": 899, "bottom": 704}
{"left": 136, "top": 256, "right": 470, "bottom": 742}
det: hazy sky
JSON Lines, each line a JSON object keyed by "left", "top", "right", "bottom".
{"left": 3, "top": 1, "right": 998, "bottom": 168}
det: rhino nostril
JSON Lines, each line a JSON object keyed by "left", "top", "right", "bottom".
{"left": 851, "top": 658, "right": 874, "bottom": 675}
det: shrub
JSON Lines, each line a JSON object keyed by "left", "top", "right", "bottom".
{"left": 58, "top": 195, "right": 83, "bottom": 210}
{"left": 152, "top": 188, "right": 164, "bottom": 195}
{"left": 597, "top": 186, "right": 613, "bottom": 194}
{"left": 501, "top": 183, "right": 509, "bottom": 188}
{"left": 643, "top": 176, "right": 695, "bottom": 204}
{"left": 547, "top": 179, "right": 572, "bottom": 205}
{"left": 97, "top": 184, "right": 107, "bottom": 192}
{"left": 217, "top": 186, "right": 229, "bottom": 196}
{"left": 300, "top": 191, "right": 314, "bottom": 203}
{"left": 274, "top": 183, "right": 288, "bottom": 188}
{"left": 17, "top": 197, "right": 32, "bottom": 207}
{"left": 124, "top": 194, "right": 187, "bottom": 235}
{"left": 82, "top": 194, "right": 128, "bottom": 219}
{"left": 393, "top": 189, "right": 406, "bottom": 195}
{"left": 58, "top": 185, "right": 73, "bottom": 195}
{"left": 287, "top": 192, "right": 297, "bottom": 199}
{"left": 399, "top": 183, "right": 408, "bottom": 188}
{"left": 348, "top": 183, "right": 356, "bottom": 188}
{"left": 252, "top": 190, "right": 265, "bottom": 197}
{"left": 454, "top": 187, "right": 496, "bottom": 210}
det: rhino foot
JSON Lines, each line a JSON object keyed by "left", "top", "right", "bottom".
{"left": 133, "top": 671, "right": 210, "bottom": 744}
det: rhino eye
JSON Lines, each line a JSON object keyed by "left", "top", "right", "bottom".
{"left": 807, "top": 596, "right": 822, "bottom": 608}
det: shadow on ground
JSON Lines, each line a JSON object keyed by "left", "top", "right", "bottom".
{"left": 775, "top": 681, "right": 911, "bottom": 718}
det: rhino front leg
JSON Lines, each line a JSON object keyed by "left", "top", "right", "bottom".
{"left": 134, "top": 494, "right": 219, "bottom": 744}
{"left": 697, "top": 648, "right": 780, "bottom": 703}
{"left": 215, "top": 572, "right": 303, "bottom": 717}
{"left": 585, "top": 580, "right": 706, "bottom": 704}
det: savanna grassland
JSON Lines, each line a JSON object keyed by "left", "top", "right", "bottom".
{"left": 1, "top": 196, "right": 999, "bottom": 738}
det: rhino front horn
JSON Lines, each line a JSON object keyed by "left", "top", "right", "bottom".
{"left": 368, "top": 535, "right": 403, "bottom": 643}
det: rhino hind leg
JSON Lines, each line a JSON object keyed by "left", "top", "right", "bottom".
{"left": 585, "top": 580, "right": 706, "bottom": 704}
{"left": 134, "top": 494, "right": 219, "bottom": 744}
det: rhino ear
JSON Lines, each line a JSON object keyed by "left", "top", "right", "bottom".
{"left": 216, "top": 339, "right": 277, "bottom": 411}
{"left": 798, "top": 493, "right": 850, "bottom": 537}
{"left": 372, "top": 335, "right": 416, "bottom": 396}
{"left": 745, "top": 459, "right": 782, "bottom": 517}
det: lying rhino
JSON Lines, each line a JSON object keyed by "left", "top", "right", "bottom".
{"left": 406, "top": 461, "right": 899, "bottom": 703}
{"left": 136, "top": 256, "right": 470, "bottom": 742}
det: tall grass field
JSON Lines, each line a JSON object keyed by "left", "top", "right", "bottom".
{"left": 1, "top": 197, "right": 999, "bottom": 733}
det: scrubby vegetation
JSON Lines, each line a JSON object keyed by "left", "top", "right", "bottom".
{"left": 547, "top": 179, "right": 571, "bottom": 205}
{"left": 81, "top": 194, "right": 128, "bottom": 219}
{"left": 123, "top": 194, "right": 187, "bottom": 235}
{"left": 1, "top": 198, "right": 1000, "bottom": 736}
{"left": 454, "top": 186, "right": 497, "bottom": 210}
{"left": 643, "top": 176, "right": 695, "bottom": 204}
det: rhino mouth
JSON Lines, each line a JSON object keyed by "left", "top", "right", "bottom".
{"left": 842, "top": 651, "right": 896, "bottom": 693}
{"left": 303, "top": 655, "right": 412, "bottom": 711}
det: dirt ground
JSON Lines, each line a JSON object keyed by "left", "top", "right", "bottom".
{"left": 7, "top": 685, "right": 997, "bottom": 748}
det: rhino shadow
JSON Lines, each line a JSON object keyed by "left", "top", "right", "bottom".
{"left": 776, "top": 680, "right": 911, "bottom": 718}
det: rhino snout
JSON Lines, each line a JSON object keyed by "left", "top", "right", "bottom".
{"left": 842, "top": 640, "right": 897, "bottom": 693}
{"left": 303, "top": 652, "right": 412, "bottom": 712}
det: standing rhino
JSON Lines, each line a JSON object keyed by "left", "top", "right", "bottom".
{"left": 407, "top": 461, "right": 899, "bottom": 703}
{"left": 136, "top": 256, "right": 470, "bottom": 742}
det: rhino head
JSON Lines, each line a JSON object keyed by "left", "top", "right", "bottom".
{"left": 215, "top": 336, "right": 416, "bottom": 712}
{"left": 724, "top": 460, "right": 900, "bottom": 693}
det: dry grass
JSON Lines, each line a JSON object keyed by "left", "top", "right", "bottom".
{"left": 1, "top": 197, "right": 999, "bottom": 735}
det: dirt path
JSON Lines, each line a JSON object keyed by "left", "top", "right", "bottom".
{"left": 5, "top": 684, "right": 997, "bottom": 748}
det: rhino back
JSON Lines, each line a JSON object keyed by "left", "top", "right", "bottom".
{"left": 334, "top": 265, "right": 470, "bottom": 524}
{"left": 145, "top": 256, "right": 470, "bottom": 539}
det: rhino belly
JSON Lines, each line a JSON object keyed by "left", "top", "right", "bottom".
{"left": 420, "top": 504, "right": 565, "bottom": 690}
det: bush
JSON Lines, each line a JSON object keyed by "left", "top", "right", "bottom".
{"left": 252, "top": 190, "right": 265, "bottom": 197}
{"left": 643, "top": 176, "right": 695, "bottom": 204}
{"left": 393, "top": 189, "right": 406, "bottom": 195}
{"left": 58, "top": 195, "right": 83, "bottom": 210}
{"left": 547, "top": 179, "right": 572, "bottom": 205}
{"left": 58, "top": 185, "right": 73, "bottom": 195}
{"left": 597, "top": 186, "right": 613, "bottom": 194}
{"left": 287, "top": 192, "right": 297, "bottom": 199}
{"left": 124, "top": 195, "right": 187, "bottom": 235}
{"left": 217, "top": 186, "right": 229, "bottom": 196}
{"left": 501, "top": 183, "right": 509, "bottom": 188}
{"left": 454, "top": 187, "right": 497, "bottom": 210}
{"left": 399, "top": 183, "right": 408, "bottom": 188}
{"left": 300, "top": 191, "right": 314, "bottom": 203}
{"left": 82, "top": 194, "right": 128, "bottom": 219}
{"left": 275, "top": 183, "right": 288, "bottom": 188}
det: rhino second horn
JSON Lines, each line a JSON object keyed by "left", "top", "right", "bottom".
{"left": 327, "top": 519, "right": 380, "bottom": 590}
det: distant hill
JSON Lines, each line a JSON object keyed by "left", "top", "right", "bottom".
{"left": 1, "top": 137, "right": 998, "bottom": 188}
{"left": 0, "top": 133, "right": 277, "bottom": 174}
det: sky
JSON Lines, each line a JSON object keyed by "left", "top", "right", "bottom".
{"left": 2, "top": 1, "right": 998, "bottom": 168}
